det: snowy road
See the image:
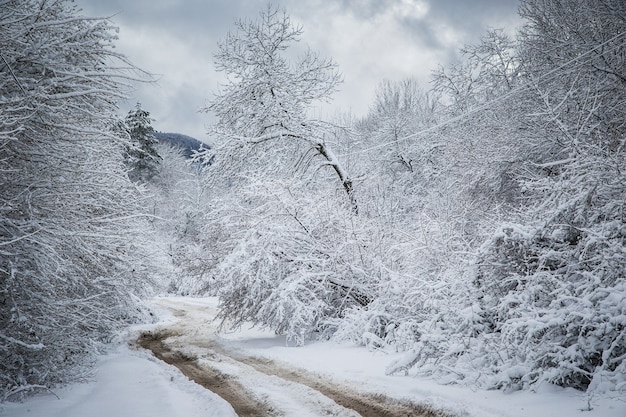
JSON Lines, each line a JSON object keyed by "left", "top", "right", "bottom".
{"left": 142, "top": 297, "right": 453, "bottom": 417}
{"left": 5, "top": 297, "right": 623, "bottom": 417}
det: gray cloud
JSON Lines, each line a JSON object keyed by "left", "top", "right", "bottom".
{"left": 426, "top": 0, "right": 521, "bottom": 29}
{"left": 77, "top": 0, "right": 521, "bottom": 141}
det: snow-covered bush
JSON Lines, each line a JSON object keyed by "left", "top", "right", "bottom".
{"left": 470, "top": 206, "right": 624, "bottom": 392}
{"left": 208, "top": 179, "right": 375, "bottom": 345}
{"left": 386, "top": 210, "right": 625, "bottom": 393}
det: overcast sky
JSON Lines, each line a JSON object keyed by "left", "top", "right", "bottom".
{"left": 77, "top": 0, "right": 521, "bottom": 141}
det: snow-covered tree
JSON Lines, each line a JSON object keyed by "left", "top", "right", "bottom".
{"left": 147, "top": 142, "right": 214, "bottom": 294}
{"left": 431, "top": 28, "right": 524, "bottom": 214}
{"left": 354, "top": 78, "right": 442, "bottom": 224}
{"left": 190, "top": 6, "right": 384, "bottom": 343}
{"left": 125, "top": 103, "right": 161, "bottom": 182}
{"left": 472, "top": 0, "right": 626, "bottom": 393}
{"left": 209, "top": 180, "right": 364, "bottom": 345}
{"left": 361, "top": 78, "right": 439, "bottom": 174}
{"left": 432, "top": 29, "right": 520, "bottom": 113}
{"left": 201, "top": 5, "right": 356, "bottom": 212}
{"left": 0, "top": 0, "right": 153, "bottom": 400}
{"left": 385, "top": 0, "right": 626, "bottom": 396}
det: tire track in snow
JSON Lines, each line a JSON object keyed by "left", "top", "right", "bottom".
{"left": 138, "top": 331, "right": 278, "bottom": 417}
{"left": 137, "top": 300, "right": 455, "bottom": 417}
{"left": 138, "top": 328, "right": 457, "bottom": 417}
{"left": 223, "top": 351, "right": 452, "bottom": 417}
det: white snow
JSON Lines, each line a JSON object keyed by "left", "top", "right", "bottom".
{"left": 217, "top": 317, "right": 626, "bottom": 417}
{"left": 3, "top": 296, "right": 625, "bottom": 417}
{"left": 2, "top": 335, "right": 236, "bottom": 417}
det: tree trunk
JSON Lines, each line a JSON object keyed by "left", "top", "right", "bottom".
{"left": 315, "top": 142, "right": 358, "bottom": 214}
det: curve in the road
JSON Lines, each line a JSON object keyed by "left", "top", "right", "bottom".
{"left": 138, "top": 331, "right": 278, "bottom": 417}
{"left": 137, "top": 330, "right": 457, "bottom": 417}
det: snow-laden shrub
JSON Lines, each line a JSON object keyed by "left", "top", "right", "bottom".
{"left": 390, "top": 198, "right": 625, "bottom": 394}
{"left": 331, "top": 191, "right": 479, "bottom": 359}
{"left": 478, "top": 206, "right": 625, "bottom": 391}
{"left": 383, "top": 273, "right": 480, "bottom": 383}
{"left": 209, "top": 179, "right": 377, "bottom": 345}
{"left": 330, "top": 299, "right": 424, "bottom": 352}
{"left": 215, "top": 229, "right": 334, "bottom": 345}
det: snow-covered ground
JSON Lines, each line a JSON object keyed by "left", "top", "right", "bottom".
{"left": 2, "top": 335, "right": 237, "bottom": 417}
{"left": 3, "top": 296, "right": 625, "bottom": 417}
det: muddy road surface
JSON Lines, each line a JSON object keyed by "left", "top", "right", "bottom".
{"left": 136, "top": 298, "right": 460, "bottom": 417}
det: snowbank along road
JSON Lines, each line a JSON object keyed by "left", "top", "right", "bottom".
{"left": 137, "top": 298, "right": 459, "bottom": 417}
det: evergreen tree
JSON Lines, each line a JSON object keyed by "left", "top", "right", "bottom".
{"left": 125, "top": 103, "right": 161, "bottom": 182}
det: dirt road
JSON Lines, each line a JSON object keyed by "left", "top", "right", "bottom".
{"left": 136, "top": 298, "right": 459, "bottom": 417}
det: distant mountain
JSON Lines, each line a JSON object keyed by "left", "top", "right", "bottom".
{"left": 153, "top": 132, "right": 209, "bottom": 158}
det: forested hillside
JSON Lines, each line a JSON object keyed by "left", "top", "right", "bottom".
{"left": 153, "top": 132, "right": 207, "bottom": 158}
